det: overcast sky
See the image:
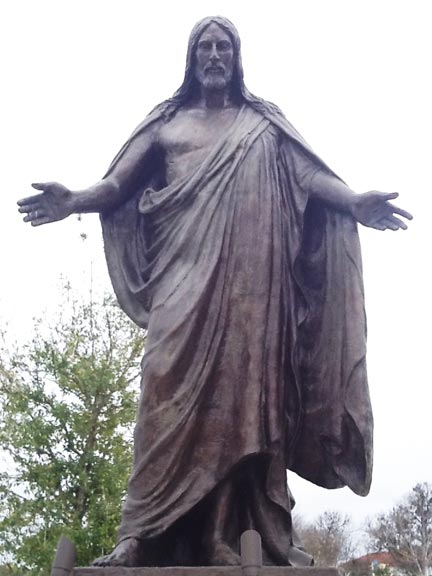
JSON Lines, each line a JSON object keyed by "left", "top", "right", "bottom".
{"left": 1, "top": 0, "right": 431, "bottom": 545}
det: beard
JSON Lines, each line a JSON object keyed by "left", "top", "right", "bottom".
{"left": 196, "top": 66, "right": 233, "bottom": 91}
{"left": 202, "top": 75, "right": 228, "bottom": 90}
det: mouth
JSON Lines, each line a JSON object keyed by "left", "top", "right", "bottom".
{"left": 205, "top": 66, "right": 225, "bottom": 74}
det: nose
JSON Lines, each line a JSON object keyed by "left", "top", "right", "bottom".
{"left": 209, "top": 44, "right": 220, "bottom": 61}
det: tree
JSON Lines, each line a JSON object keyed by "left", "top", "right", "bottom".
{"left": 295, "top": 510, "right": 355, "bottom": 566}
{"left": 0, "top": 564, "right": 26, "bottom": 576}
{"left": 367, "top": 482, "right": 432, "bottom": 576}
{"left": 0, "top": 288, "right": 145, "bottom": 574}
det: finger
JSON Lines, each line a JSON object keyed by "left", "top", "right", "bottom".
{"left": 368, "top": 191, "right": 399, "bottom": 201}
{"left": 23, "top": 214, "right": 39, "bottom": 223}
{"left": 385, "top": 214, "right": 408, "bottom": 230}
{"left": 31, "top": 182, "right": 51, "bottom": 191}
{"left": 18, "top": 203, "right": 41, "bottom": 213}
{"left": 370, "top": 222, "right": 386, "bottom": 231}
{"left": 387, "top": 203, "right": 413, "bottom": 220}
{"left": 382, "top": 192, "right": 399, "bottom": 200}
{"left": 23, "top": 209, "right": 47, "bottom": 222}
{"left": 31, "top": 216, "right": 51, "bottom": 227}
{"left": 17, "top": 194, "right": 43, "bottom": 206}
{"left": 381, "top": 218, "right": 400, "bottom": 231}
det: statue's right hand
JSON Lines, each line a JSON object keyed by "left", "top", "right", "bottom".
{"left": 17, "top": 182, "right": 74, "bottom": 226}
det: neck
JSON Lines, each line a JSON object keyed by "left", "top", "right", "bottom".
{"left": 198, "top": 86, "right": 233, "bottom": 109}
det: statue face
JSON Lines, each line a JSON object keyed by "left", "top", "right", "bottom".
{"left": 195, "top": 23, "right": 234, "bottom": 91}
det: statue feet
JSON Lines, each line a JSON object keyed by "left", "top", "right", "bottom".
{"left": 92, "top": 535, "right": 240, "bottom": 567}
{"left": 206, "top": 540, "right": 241, "bottom": 566}
{"left": 92, "top": 537, "right": 142, "bottom": 567}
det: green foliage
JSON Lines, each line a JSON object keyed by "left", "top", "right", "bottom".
{"left": 367, "top": 482, "right": 432, "bottom": 576}
{"left": 372, "top": 565, "right": 393, "bottom": 576}
{"left": 0, "top": 288, "right": 145, "bottom": 574}
{"left": 0, "top": 565, "right": 26, "bottom": 576}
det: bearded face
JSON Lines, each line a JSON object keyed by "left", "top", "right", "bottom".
{"left": 194, "top": 23, "right": 235, "bottom": 91}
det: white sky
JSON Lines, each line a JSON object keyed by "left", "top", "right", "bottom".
{"left": 1, "top": 0, "right": 431, "bottom": 545}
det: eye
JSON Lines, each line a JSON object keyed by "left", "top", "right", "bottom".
{"left": 217, "top": 41, "right": 232, "bottom": 52}
{"left": 198, "top": 41, "right": 212, "bottom": 51}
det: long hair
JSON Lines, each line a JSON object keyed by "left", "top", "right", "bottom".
{"left": 154, "top": 16, "right": 282, "bottom": 120}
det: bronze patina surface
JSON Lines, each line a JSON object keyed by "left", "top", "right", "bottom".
{"left": 19, "top": 16, "right": 412, "bottom": 569}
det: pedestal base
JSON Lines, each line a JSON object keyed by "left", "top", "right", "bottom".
{"left": 73, "top": 568, "right": 340, "bottom": 576}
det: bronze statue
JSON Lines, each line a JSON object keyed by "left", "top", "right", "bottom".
{"left": 18, "top": 16, "right": 412, "bottom": 568}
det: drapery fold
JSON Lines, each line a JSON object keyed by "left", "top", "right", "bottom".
{"left": 100, "top": 104, "right": 372, "bottom": 562}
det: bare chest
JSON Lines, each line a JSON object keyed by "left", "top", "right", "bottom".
{"left": 158, "top": 108, "right": 239, "bottom": 183}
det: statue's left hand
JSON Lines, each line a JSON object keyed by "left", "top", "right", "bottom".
{"left": 351, "top": 191, "right": 413, "bottom": 230}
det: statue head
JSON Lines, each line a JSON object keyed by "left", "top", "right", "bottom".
{"left": 194, "top": 22, "right": 235, "bottom": 93}
{"left": 155, "top": 16, "right": 281, "bottom": 119}
{"left": 169, "top": 16, "right": 246, "bottom": 106}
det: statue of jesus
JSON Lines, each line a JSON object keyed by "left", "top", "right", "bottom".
{"left": 18, "top": 16, "right": 412, "bottom": 568}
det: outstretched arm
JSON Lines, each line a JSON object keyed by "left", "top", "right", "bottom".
{"left": 18, "top": 179, "right": 119, "bottom": 227}
{"left": 18, "top": 122, "right": 162, "bottom": 226}
{"left": 310, "top": 171, "right": 413, "bottom": 230}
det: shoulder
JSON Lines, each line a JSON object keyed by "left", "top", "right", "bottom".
{"left": 121, "top": 113, "right": 168, "bottom": 155}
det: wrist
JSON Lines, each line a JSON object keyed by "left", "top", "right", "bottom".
{"left": 347, "top": 193, "right": 361, "bottom": 219}
{"left": 67, "top": 191, "right": 80, "bottom": 215}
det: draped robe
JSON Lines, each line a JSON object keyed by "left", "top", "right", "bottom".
{"left": 101, "top": 104, "right": 373, "bottom": 565}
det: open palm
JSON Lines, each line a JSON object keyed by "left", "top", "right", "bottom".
{"left": 17, "top": 182, "right": 74, "bottom": 226}
{"left": 352, "top": 191, "right": 412, "bottom": 231}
